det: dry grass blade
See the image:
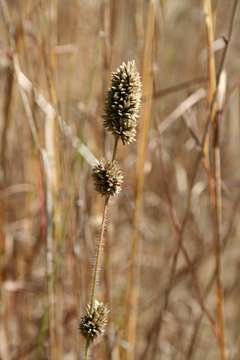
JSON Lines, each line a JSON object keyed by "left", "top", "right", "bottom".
{"left": 158, "top": 88, "right": 207, "bottom": 135}
{"left": 154, "top": 76, "right": 208, "bottom": 99}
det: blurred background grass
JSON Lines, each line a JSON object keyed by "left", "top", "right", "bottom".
{"left": 0, "top": 0, "right": 240, "bottom": 359}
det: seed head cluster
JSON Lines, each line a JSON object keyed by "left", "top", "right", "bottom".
{"left": 104, "top": 60, "right": 141, "bottom": 144}
{"left": 92, "top": 160, "right": 123, "bottom": 196}
{"left": 79, "top": 301, "right": 109, "bottom": 341}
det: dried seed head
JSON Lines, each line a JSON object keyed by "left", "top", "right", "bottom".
{"left": 79, "top": 300, "right": 109, "bottom": 341}
{"left": 92, "top": 160, "right": 123, "bottom": 196}
{"left": 104, "top": 60, "right": 141, "bottom": 144}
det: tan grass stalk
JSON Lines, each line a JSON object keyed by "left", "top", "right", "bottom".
{"left": 0, "top": 65, "right": 14, "bottom": 176}
{"left": 203, "top": 0, "right": 217, "bottom": 102}
{"left": 0, "top": 291, "right": 10, "bottom": 360}
{"left": 203, "top": 1, "right": 228, "bottom": 358}
{"left": 212, "top": 71, "right": 227, "bottom": 360}
{"left": 203, "top": 0, "right": 217, "bottom": 207}
{"left": 42, "top": 47, "right": 63, "bottom": 360}
{"left": 41, "top": 149, "right": 58, "bottom": 359}
{"left": 32, "top": 2, "right": 63, "bottom": 355}
{"left": 100, "top": 0, "right": 114, "bottom": 338}
{"left": 124, "top": 1, "right": 156, "bottom": 359}
{"left": 100, "top": 0, "right": 111, "bottom": 89}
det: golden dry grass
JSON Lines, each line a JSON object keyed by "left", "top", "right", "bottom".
{"left": 0, "top": 1, "right": 240, "bottom": 359}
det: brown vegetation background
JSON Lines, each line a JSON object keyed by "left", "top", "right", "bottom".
{"left": 0, "top": 0, "right": 240, "bottom": 359}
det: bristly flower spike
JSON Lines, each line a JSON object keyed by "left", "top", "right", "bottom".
{"left": 92, "top": 160, "right": 123, "bottom": 197}
{"left": 104, "top": 60, "right": 142, "bottom": 145}
{"left": 79, "top": 300, "right": 109, "bottom": 342}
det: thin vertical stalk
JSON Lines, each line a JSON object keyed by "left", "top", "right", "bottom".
{"left": 203, "top": 0, "right": 217, "bottom": 207}
{"left": 41, "top": 149, "right": 57, "bottom": 360}
{"left": 213, "top": 142, "right": 225, "bottom": 360}
{"left": 84, "top": 135, "right": 119, "bottom": 359}
{"left": 124, "top": 1, "right": 156, "bottom": 359}
{"left": 203, "top": 1, "right": 228, "bottom": 358}
{"left": 212, "top": 71, "right": 227, "bottom": 360}
{"left": 0, "top": 65, "right": 14, "bottom": 177}
{"left": 43, "top": 68, "right": 61, "bottom": 360}
{"left": 101, "top": 0, "right": 111, "bottom": 85}
{"left": 204, "top": 0, "right": 217, "bottom": 101}
{"left": 216, "top": 0, "right": 239, "bottom": 83}
{"left": 89, "top": 196, "right": 109, "bottom": 310}
{"left": 100, "top": 0, "right": 112, "bottom": 157}
{"left": 201, "top": 1, "right": 238, "bottom": 354}
{"left": 83, "top": 338, "right": 91, "bottom": 360}
{"left": 90, "top": 136, "right": 119, "bottom": 310}
{"left": 39, "top": 2, "right": 63, "bottom": 356}
{"left": 111, "top": 136, "right": 119, "bottom": 161}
